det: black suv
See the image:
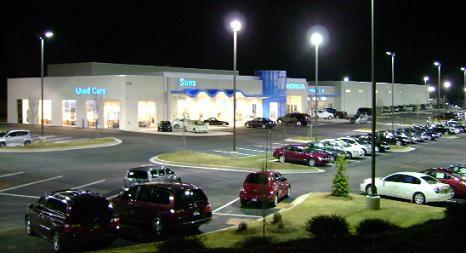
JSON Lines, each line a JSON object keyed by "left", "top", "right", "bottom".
{"left": 277, "top": 113, "right": 311, "bottom": 126}
{"left": 25, "top": 190, "right": 119, "bottom": 252}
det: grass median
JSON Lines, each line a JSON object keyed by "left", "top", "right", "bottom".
{"left": 98, "top": 192, "right": 445, "bottom": 253}
{"left": 0, "top": 137, "right": 117, "bottom": 150}
{"left": 157, "top": 151, "right": 320, "bottom": 171}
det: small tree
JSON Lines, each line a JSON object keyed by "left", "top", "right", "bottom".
{"left": 331, "top": 157, "right": 350, "bottom": 198}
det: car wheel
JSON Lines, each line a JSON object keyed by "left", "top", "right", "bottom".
{"left": 24, "top": 140, "right": 32, "bottom": 145}
{"left": 296, "top": 121, "right": 302, "bottom": 127}
{"left": 173, "top": 124, "right": 179, "bottom": 129}
{"left": 308, "top": 159, "right": 316, "bottom": 167}
{"left": 286, "top": 186, "right": 291, "bottom": 198}
{"left": 222, "top": 123, "right": 227, "bottom": 127}
{"left": 262, "top": 124, "right": 266, "bottom": 128}
{"left": 396, "top": 140, "right": 402, "bottom": 146}
{"left": 450, "top": 186, "right": 457, "bottom": 198}
{"left": 52, "top": 232, "right": 62, "bottom": 252}
{"left": 152, "top": 217, "right": 164, "bottom": 236}
{"left": 25, "top": 217, "right": 36, "bottom": 236}
{"left": 272, "top": 194, "right": 279, "bottom": 207}
{"left": 279, "top": 155, "right": 285, "bottom": 163}
{"left": 240, "top": 199, "right": 247, "bottom": 207}
{"left": 245, "top": 123, "right": 250, "bottom": 128}
{"left": 362, "top": 148, "right": 367, "bottom": 156}
{"left": 346, "top": 151, "right": 353, "bottom": 159}
{"left": 328, "top": 115, "right": 333, "bottom": 119}
{"left": 0, "top": 142, "right": 6, "bottom": 147}
{"left": 277, "top": 119, "right": 282, "bottom": 124}
{"left": 365, "top": 184, "right": 374, "bottom": 196}
{"left": 413, "top": 192, "right": 426, "bottom": 205}
{"left": 192, "top": 128, "right": 197, "bottom": 133}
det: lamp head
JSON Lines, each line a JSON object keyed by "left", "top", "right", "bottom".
{"left": 423, "top": 76, "right": 429, "bottom": 82}
{"left": 443, "top": 81, "right": 451, "bottom": 89}
{"left": 434, "top": 61, "right": 440, "bottom": 67}
{"left": 310, "top": 32, "right": 323, "bottom": 46}
{"left": 230, "top": 20, "right": 242, "bottom": 32}
{"left": 461, "top": 67, "right": 465, "bottom": 71}
{"left": 343, "top": 76, "right": 349, "bottom": 82}
{"left": 44, "top": 31, "right": 54, "bottom": 38}
{"left": 386, "top": 51, "right": 394, "bottom": 56}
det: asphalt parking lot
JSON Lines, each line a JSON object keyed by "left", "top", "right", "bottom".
{"left": 0, "top": 120, "right": 465, "bottom": 252}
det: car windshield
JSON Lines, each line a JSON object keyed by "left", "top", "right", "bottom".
{"left": 421, "top": 176, "right": 439, "bottom": 184}
{"left": 315, "top": 143, "right": 325, "bottom": 149}
{"left": 127, "top": 170, "right": 147, "bottom": 179}
{"left": 245, "top": 173, "right": 269, "bottom": 184}
{"left": 175, "top": 189, "right": 208, "bottom": 208}
{"left": 0, "top": 131, "right": 6, "bottom": 137}
{"left": 69, "top": 197, "right": 113, "bottom": 223}
{"left": 193, "top": 121, "right": 204, "bottom": 126}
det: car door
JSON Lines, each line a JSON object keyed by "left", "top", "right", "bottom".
{"left": 275, "top": 172, "right": 288, "bottom": 198}
{"left": 41, "top": 198, "right": 66, "bottom": 239}
{"left": 5, "top": 131, "right": 19, "bottom": 146}
{"left": 28, "top": 197, "right": 47, "bottom": 236}
{"left": 294, "top": 146, "right": 308, "bottom": 163}
{"left": 283, "top": 146, "right": 297, "bottom": 162}
{"left": 379, "top": 174, "right": 403, "bottom": 197}
{"left": 397, "top": 175, "right": 422, "bottom": 200}
{"left": 150, "top": 169, "right": 162, "bottom": 183}
{"left": 115, "top": 187, "right": 139, "bottom": 225}
{"left": 133, "top": 186, "right": 159, "bottom": 226}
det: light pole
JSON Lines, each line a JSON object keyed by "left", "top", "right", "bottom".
{"left": 443, "top": 81, "right": 451, "bottom": 110}
{"left": 386, "top": 51, "right": 395, "bottom": 129}
{"left": 461, "top": 67, "right": 465, "bottom": 109}
{"left": 310, "top": 32, "right": 323, "bottom": 141}
{"left": 39, "top": 31, "right": 54, "bottom": 138}
{"left": 434, "top": 61, "right": 441, "bottom": 109}
{"left": 230, "top": 20, "right": 241, "bottom": 152}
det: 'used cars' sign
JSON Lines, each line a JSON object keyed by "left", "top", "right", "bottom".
{"left": 75, "top": 87, "right": 107, "bottom": 95}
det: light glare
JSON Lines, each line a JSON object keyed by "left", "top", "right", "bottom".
{"left": 310, "top": 32, "right": 323, "bottom": 46}
{"left": 434, "top": 61, "right": 440, "bottom": 66}
{"left": 443, "top": 81, "right": 451, "bottom": 89}
{"left": 44, "top": 31, "right": 54, "bottom": 38}
{"left": 423, "top": 76, "right": 429, "bottom": 82}
{"left": 230, "top": 20, "right": 242, "bottom": 32}
{"left": 428, "top": 86, "right": 435, "bottom": 92}
{"left": 343, "top": 76, "right": 349, "bottom": 82}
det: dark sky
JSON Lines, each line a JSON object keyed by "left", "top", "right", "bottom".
{"left": 1, "top": 0, "right": 465, "bottom": 117}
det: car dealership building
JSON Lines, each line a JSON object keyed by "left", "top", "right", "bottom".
{"left": 7, "top": 62, "right": 429, "bottom": 131}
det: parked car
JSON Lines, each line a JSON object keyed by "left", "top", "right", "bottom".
{"left": 172, "top": 118, "right": 187, "bottom": 129}
{"left": 0, "top": 129, "right": 33, "bottom": 147}
{"left": 350, "top": 114, "right": 369, "bottom": 124}
{"left": 203, "top": 117, "right": 229, "bottom": 126}
{"left": 352, "top": 134, "right": 390, "bottom": 153}
{"left": 320, "top": 139, "right": 365, "bottom": 159}
{"left": 239, "top": 171, "right": 291, "bottom": 207}
{"left": 157, "top": 121, "right": 173, "bottom": 132}
{"left": 338, "top": 137, "right": 373, "bottom": 155}
{"left": 315, "top": 110, "right": 334, "bottom": 119}
{"left": 360, "top": 172, "right": 452, "bottom": 204}
{"left": 447, "top": 164, "right": 466, "bottom": 176}
{"left": 324, "top": 107, "right": 348, "bottom": 119}
{"left": 111, "top": 183, "right": 212, "bottom": 235}
{"left": 25, "top": 190, "right": 119, "bottom": 252}
{"left": 306, "top": 142, "right": 348, "bottom": 161}
{"left": 244, "top": 117, "right": 276, "bottom": 128}
{"left": 184, "top": 120, "right": 208, "bottom": 133}
{"left": 376, "top": 131, "right": 409, "bottom": 146}
{"left": 124, "top": 165, "right": 181, "bottom": 188}
{"left": 273, "top": 144, "right": 331, "bottom": 166}
{"left": 421, "top": 168, "right": 466, "bottom": 198}
{"left": 356, "top": 107, "right": 372, "bottom": 116}
{"left": 277, "top": 113, "right": 311, "bottom": 126}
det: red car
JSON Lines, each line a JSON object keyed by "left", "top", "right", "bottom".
{"left": 239, "top": 171, "right": 291, "bottom": 207}
{"left": 421, "top": 168, "right": 466, "bottom": 198}
{"left": 273, "top": 144, "right": 331, "bottom": 166}
{"left": 111, "top": 183, "right": 212, "bottom": 235}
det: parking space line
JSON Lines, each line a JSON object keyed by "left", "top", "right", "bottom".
{"left": 214, "top": 212, "right": 262, "bottom": 218}
{"left": 0, "top": 172, "right": 24, "bottom": 178}
{"left": 212, "top": 150, "right": 255, "bottom": 157}
{"left": 71, "top": 179, "right": 106, "bottom": 189}
{"left": 213, "top": 197, "right": 240, "bottom": 213}
{"left": 0, "top": 175, "right": 64, "bottom": 193}
{"left": 237, "top": 147, "right": 266, "bottom": 153}
{"left": 0, "top": 192, "right": 40, "bottom": 199}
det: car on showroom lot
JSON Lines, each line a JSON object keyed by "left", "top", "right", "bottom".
{"left": 273, "top": 144, "right": 331, "bottom": 166}
{"left": 244, "top": 117, "right": 276, "bottom": 128}
{"left": 0, "top": 129, "right": 33, "bottom": 147}
{"left": 315, "top": 110, "right": 334, "bottom": 119}
{"left": 277, "top": 113, "right": 311, "bottom": 126}
{"left": 320, "top": 139, "right": 365, "bottom": 159}
{"left": 421, "top": 168, "right": 466, "bottom": 198}
{"left": 352, "top": 134, "right": 390, "bottom": 153}
{"left": 111, "top": 183, "right": 212, "bottom": 235}
{"left": 360, "top": 172, "right": 452, "bottom": 204}
{"left": 306, "top": 142, "right": 348, "bottom": 162}
{"left": 203, "top": 117, "right": 229, "bottom": 126}
{"left": 338, "top": 137, "right": 373, "bottom": 155}
{"left": 239, "top": 171, "right": 290, "bottom": 207}
{"left": 184, "top": 120, "right": 208, "bottom": 133}
{"left": 25, "top": 190, "right": 119, "bottom": 252}
{"left": 447, "top": 164, "right": 466, "bottom": 176}
{"left": 324, "top": 107, "right": 347, "bottom": 119}
{"left": 123, "top": 165, "right": 181, "bottom": 188}
{"left": 172, "top": 118, "right": 187, "bottom": 129}
{"left": 157, "top": 121, "right": 173, "bottom": 132}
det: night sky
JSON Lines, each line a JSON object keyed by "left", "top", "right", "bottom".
{"left": 1, "top": 0, "right": 465, "bottom": 118}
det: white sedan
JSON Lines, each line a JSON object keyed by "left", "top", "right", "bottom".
{"left": 360, "top": 172, "right": 452, "bottom": 204}
{"left": 320, "top": 139, "right": 365, "bottom": 159}
{"left": 172, "top": 118, "right": 187, "bottom": 129}
{"left": 184, "top": 120, "right": 208, "bottom": 133}
{"left": 316, "top": 110, "right": 334, "bottom": 119}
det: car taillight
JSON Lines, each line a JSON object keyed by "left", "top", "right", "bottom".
{"left": 110, "top": 217, "right": 120, "bottom": 228}
{"left": 64, "top": 224, "right": 83, "bottom": 233}
{"left": 434, "top": 187, "right": 440, "bottom": 193}
{"left": 205, "top": 203, "right": 212, "bottom": 213}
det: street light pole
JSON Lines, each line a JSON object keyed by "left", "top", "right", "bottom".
{"left": 310, "top": 32, "right": 323, "bottom": 141}
{"left": 386, "top": 52, "right": 395, "bottom": 129}
{"left": 443, "top": 81, "right": 451, "bottom": 109}
{"left": 230, "top": 20, "right": 241, "bottom": 152}
{"left": 38, "top": 31, "right": 53, "bottom": 138}
{"left": 434, "top": 61, "right": 441, "bottom": 109}
{"left": 461, "top": 67, "right": 465, "bottom": 109}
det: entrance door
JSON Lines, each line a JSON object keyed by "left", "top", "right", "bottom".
{"left": 269, "top": 102, "right": 278, "bottom": 120}
{"left": 17, "top": 100, "right": 23, "bottom": 123}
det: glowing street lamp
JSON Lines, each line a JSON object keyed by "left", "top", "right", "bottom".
{"left": 428, "top": 86, "right": 436, "bottom": 92}
{"left": 310, "top": 31, "right": 324, "bottom": 141}
{"left": 230, "top": 20, "right": 241, "bottom": 151}
{"left": 39, "top": 30, "right": 54, "bottom": 137}
{"left": 343, "top": 76, "right": 350, "bottom": 82}
{"left": 443, "top": 81, "right": 451, "bottom": 108}
{"left": 434, "top": 61, "right": 441, "bottom": 109}
{"left": 423, "top": 76, "right": 429, "bottom": 85}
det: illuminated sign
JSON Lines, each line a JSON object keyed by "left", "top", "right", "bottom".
{"left": 308, "top": 88, "right": 325, "bottom": 93}
{"left": 179, "top": 78, "right": 197, "bottom": 87}
{"left": 286, "top": 83, "right": 306, "bottom": 90}
{"left": 75, "top": 87, "right": 107, "bottom": 95}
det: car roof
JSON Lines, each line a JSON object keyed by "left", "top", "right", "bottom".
{"left": 49, "top": 189, "right": 104, "bottom": 203}
{"left": 248, "top": 171, "right": 278, "bottom": 176}
{"left": 138, "top": 182, "right": 200, "bottom": 191}
{"left": 389, "top": 171, "right": 430, "bottom": 178}
{"left": 129, "top": 165, "right": 165, "bottom": 172}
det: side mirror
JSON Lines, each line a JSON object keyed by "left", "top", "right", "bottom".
{"left": 281, "top": 177, "right": 287, "bottom": 182}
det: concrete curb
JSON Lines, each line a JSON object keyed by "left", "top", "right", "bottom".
{"left": 284, "top": 138, "right": 312, "bottom": 143}
{"left": 149, "top": 155, "right": 326, "bottom": 175}
{"left": 0, "top": 138, "right": 122, "bottom": 153}
{"left": 121, "top": 129, "right": 232, "bottom": 137}
{"left": 389, "top": 147, "right": 416, "bottom": 153}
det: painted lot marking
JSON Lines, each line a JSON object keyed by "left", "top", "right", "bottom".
{"left": 213, "top": 197, "right": 240, "bottom": 213}
{"left": 237, "top": 147, "right": 266, "bottom": 153}
{"left": 0, "top": 172, "right": 24, "bottom": 178}
{"left": 214, "top": 213, "right": 262, "bottom": 218}
{"left": 46, "top": 136, "right": 73, "bottom": 142}
{"left": 71, "top": 179, "right": 106, "bottom": 189}
{"left": 212, "top": 150, "right": 254, "bottom": 157}
{"left": 0, "top": 175, "right": 64, "bottom": 193}
{"left": 0, "top": 192, "right": 40, "bottom": 199}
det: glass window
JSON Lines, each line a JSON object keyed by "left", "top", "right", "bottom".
{"left": 138, "top": 101, "right": 156, "bottom": 128}
{"left": 245, "top": 173, "right": 269, "bottom": 184}
{"left": 128, "top": 170, "right": 148, "bottom": 179}
{"left": 104, "top": 100, "right": 120, "bottom": 129}
{"left": 421, "top": 176, "right": 439, "bottom": 184}
{"left": 402, "top": 175, "right": 421, "bottom": 184}
{"left": 122, "top": 187, "right": 137, "bottom": 200}
{"left": 150, "top": 170, "right": 159, "bottom": 178}
{"left": 138, "top": 187, "right": 153, "bottom": 202}
{"left": 45, "top": 198, "right": 67, "bottom": 214}
{"left": 175, "top": 189, "right": 207, "bottom": 208}
{"left": 62, "top": 100, "right": 77, "bottom": 126}
{"left": 385, "top": 174, "right": 403, "bottom": 182}
{"left": 85, "top": 101, "right": 98, "bottom": 128}
{"left": 153, "top": 190, "right": 171, "bottom": 204}
{"left": 158, "top": 169, "right": 165, "bottom": 176}
{"left": 165, "top": 168, "right": 174, "bottom": 175}
{"left": 38, "top": 100, "right": 52, "bottom": 125}
{"left": 69, "top": 197, "right": 112, "bottom": 223}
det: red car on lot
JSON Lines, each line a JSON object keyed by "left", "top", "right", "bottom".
{"left": 421, "top": 168, "right": 466, "bottom": 198}
{"left": 273, "top": 144, "right": 331, "bottom": 166}
{"left": 239, "top": 171, "right": 291, "bottom": 207}
{"left": 111, "top": 183, "right": 212, "bottom": 235}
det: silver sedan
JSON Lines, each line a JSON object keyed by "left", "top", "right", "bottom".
{"left": 123, "top": 165, "right": 182, "bottom": 188}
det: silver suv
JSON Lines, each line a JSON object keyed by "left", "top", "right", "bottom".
{"left": 0, "top": 130, "right": 33, "bottom": 147}
{"left": 123, "top": 165, "right": 181, "bottom": 188}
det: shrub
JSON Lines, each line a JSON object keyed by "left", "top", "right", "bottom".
{"left": 157, "top": 236, "right": 206, "bottom": 252}
{"left": 356, "top": 218, "right": 400, "bottom": 235}
{"left": 331, "top": 157, "right": 351, "bottom": 198}
{"left": 272, "top": 212, "right": 282, "bottom": 224}
{"left": 237, "top": 221, "right": 248, "bottom": 232}
{"left": 239, "top": 236, "right": 273, "bottom": 249}
{"left": 305, "top": 214, "right": 350, "bottom": 238}
{"left": 277, "top": 221, "right": 285, "bottom": 229}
